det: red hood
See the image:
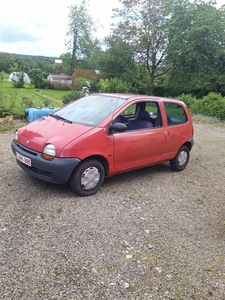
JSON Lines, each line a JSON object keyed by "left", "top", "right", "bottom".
{"left": 18, "top": 116, "right": 93, "bottom": 153}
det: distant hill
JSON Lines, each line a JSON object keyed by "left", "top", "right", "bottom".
{"left": 11, "top": 53, "right": 57, "bottom": 62}
{"left": 0, "top": 52, "right": 57, "bottom": 74}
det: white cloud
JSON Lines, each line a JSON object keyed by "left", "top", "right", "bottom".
{"left": 0, "top": 0, "right": 224, "bottom": 57}
{"left": 0, "top": 0, "right": 120, "bottom": 57}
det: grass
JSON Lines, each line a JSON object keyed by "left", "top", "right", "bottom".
{"left": 0, "top": 119, "right": 27, "bottom": 133}
{"left": 0, "top": 80, "right": 69, "bottom": 116}
{"left": 192, "top": 114, "right": 225, "bottom": 125}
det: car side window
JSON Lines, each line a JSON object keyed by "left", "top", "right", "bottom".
{"left": 113, "top": 101, "right": 162, "bottom": 129}
{"left": 113, "top": 104, "right": 137, "bottom": 125}
{"left": 164, "top": 102, "right": 188, "bottom": 126}
{"left": 145, "top": 102, "right": 162, "bottom": 127}
{"left": 121, "top": 104, "right": 137, "bottom": 117}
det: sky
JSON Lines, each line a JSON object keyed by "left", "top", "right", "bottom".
{"left": 0, "top": 0, "right": 224, "bottom": 58}
{"left": 0, "top": 0, "right": 121, "bottom": 58}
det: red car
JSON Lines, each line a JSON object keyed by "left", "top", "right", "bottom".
{"left": 11, "top": 93, "right": 194, "bottom": 196}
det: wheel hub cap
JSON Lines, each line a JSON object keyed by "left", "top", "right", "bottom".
{"left": 81, "top": 167, "right": 100, "bottom": 190}
{"left": 178, "top": 150, "right": 187, "bottom": 167}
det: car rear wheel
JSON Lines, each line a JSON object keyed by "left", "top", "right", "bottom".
{"left": 69, "top": 159, "right": 105, "bottom": 196}
{"left": 170, "top": 145, "right": 189, "bottom": 171}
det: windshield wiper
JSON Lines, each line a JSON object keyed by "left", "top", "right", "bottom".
{"left": 50, "top": 114, "right": 72, "bottom": 123}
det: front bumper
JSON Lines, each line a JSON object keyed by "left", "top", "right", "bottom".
{"left": 11, "top": 141, "right": 81, "bottom": 184}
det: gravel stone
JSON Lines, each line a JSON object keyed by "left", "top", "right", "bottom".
{"left": 0, "top": 121, "right": 225, "bottom": 299}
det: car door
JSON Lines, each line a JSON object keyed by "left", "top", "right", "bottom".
{"left": 112, "top": 101, "right": 167, "bottom": 171}
{"left": 113, "top": 127, "right": 167, "bottom": 171}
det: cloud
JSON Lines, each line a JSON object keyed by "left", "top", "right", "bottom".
{"left": 2, "top": 0, "right": 222, "bottom": 57}
{"left": 0, "top": 25, "right": 40, "bottom": 43}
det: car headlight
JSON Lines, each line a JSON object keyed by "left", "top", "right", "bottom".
{"left": 42, "top": 144, "right": 56, "bottom": 161}
{"left": 13, "top": 130, "right": 18, "bottom": 142}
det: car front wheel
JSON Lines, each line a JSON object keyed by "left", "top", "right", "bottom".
{"left": 170, "top": 145, "right": 190, "bottom": 171}
{"left": 69, "top": 159, "right": 105, "bottom": 196}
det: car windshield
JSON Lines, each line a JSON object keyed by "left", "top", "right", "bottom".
{"left": 51, "top": 95, "right": 126, "bottom": 126}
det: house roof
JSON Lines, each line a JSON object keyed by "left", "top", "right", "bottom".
{"left": 49, "top": 74, "right": 72, "bottom": 80}
{"left": 70, "top": 69, "right": 100, "bottom": 80}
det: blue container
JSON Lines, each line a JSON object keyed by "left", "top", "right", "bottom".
{"left": 25, "top": 107, "right": 60, "bottom": 122}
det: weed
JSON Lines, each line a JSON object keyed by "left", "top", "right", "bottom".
{"left": 127, "top": 284, "right": 135, "bottom": 291}
{"left": 132, "top": 253, "right": 140, "bottom": 259}
{"left": 195, "top": 198, "right": 204, "bottom": 204}
{"left": 203, "top": 266, "right": 213, "bottom": 272}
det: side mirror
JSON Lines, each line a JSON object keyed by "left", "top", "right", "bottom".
{"left": 107, "top": 122, "right": 127, "bottom": 134}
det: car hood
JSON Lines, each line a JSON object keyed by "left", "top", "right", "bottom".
{"left": 18, "top": 116, "right": 93, "bottom": 153}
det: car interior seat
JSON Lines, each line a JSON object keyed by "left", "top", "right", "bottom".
{"left": 127, "top": 110, "right": 153, "bottom": 130}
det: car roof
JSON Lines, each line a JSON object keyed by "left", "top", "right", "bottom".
{"left": 92, "top": 93, "right": 184, "bottom": 104}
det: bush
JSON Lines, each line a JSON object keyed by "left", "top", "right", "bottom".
{"left": 198, "top": 93, "right": 225, "bottom": 120}
{"left": 62, "top": 90, "right": 82, "bottom": 105}
{"left": 177, "top": 92, "right": 225, "bottom": 120}
{"left": 176, "top": 94, "right": 199, "bottom": 114}
{"left": 45, "top": 80, "right": 72, "bottom": 91}
{"left": 98, "top": 78, "right": 138, "bottom": 93}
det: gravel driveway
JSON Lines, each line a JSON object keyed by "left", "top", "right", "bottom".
{"left": 0, "top": 121, "right": 225, "bottom": 300}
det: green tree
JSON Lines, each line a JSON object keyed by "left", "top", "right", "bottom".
{"left": 9, "top": 61, "right": 26, "bottom": 88}
{"left": 78, "top": 38, "right": 103, "bottom": 70}
{"left": 166, "top": 0, "right": 225, "bottom": 96}
{"left": 99, "top": 35, "right": 136, "bottom": 83}
{"left": 0, "top": 53, "right": 15, "bottom": 73}
{"left": 29, "top": 68, "right": 46, "bottom": 89}
{"left": 0, "top": 71, "right": 4, "bottom": 83}
{"left": 59, "top": 53, "right": 73, "bottom": 74}
{"left": 112, "top": 0, "right": 175, "bottom": 94}
{"left": 65, "top": 0, "right": 96, "bottom": 72}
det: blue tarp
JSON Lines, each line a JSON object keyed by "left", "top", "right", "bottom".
{"left": 25, "top": 107, "right": 60, "bottom": 122}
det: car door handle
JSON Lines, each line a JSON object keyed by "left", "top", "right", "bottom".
{"left": 164, "top": 130, "right": 169, "bottom": 139}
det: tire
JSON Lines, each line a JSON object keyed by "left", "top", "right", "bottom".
{"left": 170, "top": 145, "right": 190, "bottom": 171}
{"left": 69, "top": 159, "right": 105, "bottom": 196}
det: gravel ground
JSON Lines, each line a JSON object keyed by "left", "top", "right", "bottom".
{"left": 0, "top": 121, "right": 225, "bottom": 300}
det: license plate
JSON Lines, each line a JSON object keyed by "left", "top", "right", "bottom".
{"left": 16, "top": 152, "right": 31, "bottom": 167}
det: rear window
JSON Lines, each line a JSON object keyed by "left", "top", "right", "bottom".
{"left": 164, "top": 102, "right": 188, "bottom": 126}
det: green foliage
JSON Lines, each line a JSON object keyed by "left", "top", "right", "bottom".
{"left": 59, "top": 52, "right": 72, "bottom": 74}
{"left": 197, "top": 93, "right": 225, "bottom": 120}
{"left": 100, "top": 35, "right": 136, "bottom": 83}
{"left": 0, "top": 81, "right": 65, "bottom": 116}
{"left": 0, "top": 52, "right": 54, "bottom": 76}
{"left": 177, "top": 92, "right": 225, "bottom": 120}
{"left": 62, "top": 79, "right": 91, "bottom": 104}
{"left": 166, "top": 1, "right": 225, "bottom": 95}
{"left": 176, "top": 94, "right": 198, "bottom": 109}
{"left": 0, "top": 53, "right": 15, "bottom": 73}
{"left": 0, "top": 72, "right": 4, "bottom": 83}
{"left": 62, "top": 90, "right": 82, "bottom": 104}
{"left": 65, "top": 0, "right": 96, "bottom": 70}
{"left": 98, "top": 78, "right": 138, "bottom": 93}
{"left": 29, "top": 68, "right": 46, "bottom": 89}
{"left": 12, "top": 72, "right": 25, "bottom": 88}
{"left": 73, "top": 77, "right": 89, "bottom": 89}
{"left": 113, "top": 0, "right": 175, "bottom": 94}
{"left": 45, "top": 80, "right": 72, "bottom": 91}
